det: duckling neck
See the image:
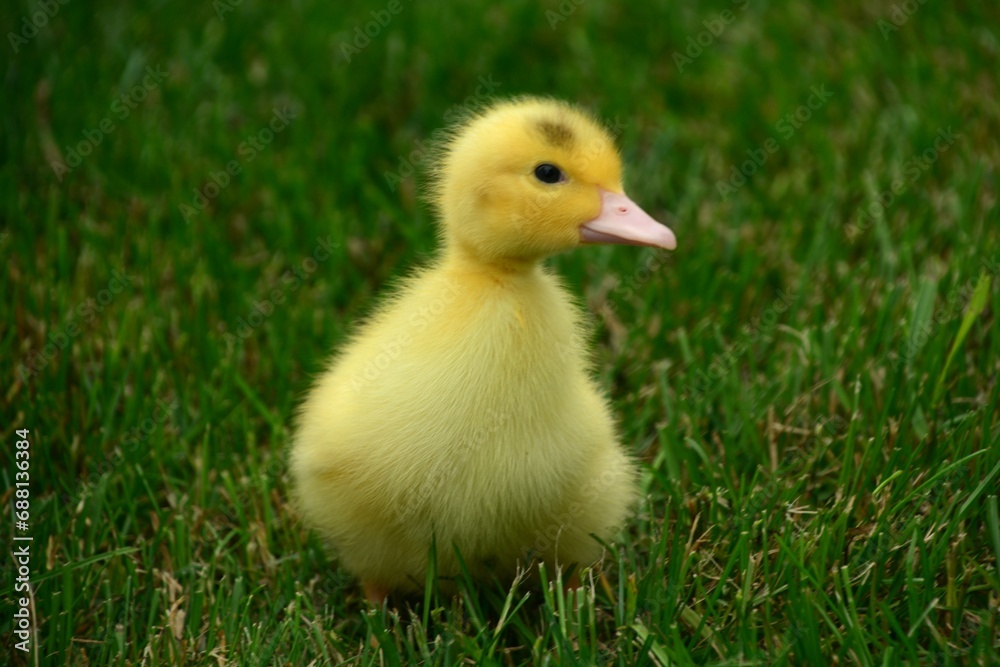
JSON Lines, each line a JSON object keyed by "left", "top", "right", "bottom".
{"left": 442, "top": 242, "right": 541, "bottom": 276}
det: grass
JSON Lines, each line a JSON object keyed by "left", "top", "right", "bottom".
{"left": 2, "top": 0, "right": 999, "bottom": 664}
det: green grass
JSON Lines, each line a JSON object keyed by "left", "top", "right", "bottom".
{"left": 2, "top": 0, "right": 999, "bottom": 664}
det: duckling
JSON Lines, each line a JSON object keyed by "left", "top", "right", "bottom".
{"left": 291, "top": 97, "right": 676, "bottom": 604}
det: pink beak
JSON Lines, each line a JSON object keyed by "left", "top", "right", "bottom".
{"left": 580, "top": 189, "right": 677, "bottom": 250}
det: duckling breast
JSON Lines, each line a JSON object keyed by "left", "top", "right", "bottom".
{"left": 292, "top": 263, "right": 633, "bottom": 583}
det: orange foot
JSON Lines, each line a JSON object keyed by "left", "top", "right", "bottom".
{"left": 363, "top": 581, "right": 391, "bottom": 650}
{"left": 363, "top": 580, "right": 390, "bottom": 607}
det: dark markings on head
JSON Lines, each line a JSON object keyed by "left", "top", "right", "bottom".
{"left": 536, "top": 119, "right": 575, "bottom": 148}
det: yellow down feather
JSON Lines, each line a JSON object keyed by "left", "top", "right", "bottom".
{"left": 292, "top": 97, "right": 647, "bottom": 596}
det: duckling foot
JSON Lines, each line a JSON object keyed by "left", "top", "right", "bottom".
{"left": 363, "top": 580, "right": 391, "bottom": 607}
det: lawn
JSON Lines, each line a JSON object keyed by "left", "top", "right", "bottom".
{"left": 2, "top": 0, "right": 999, "bottom": 664}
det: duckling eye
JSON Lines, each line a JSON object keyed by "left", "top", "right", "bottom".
{"left": 534, "top": 163, "right": 566, "bottom": 184}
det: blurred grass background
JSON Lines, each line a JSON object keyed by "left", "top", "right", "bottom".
{"left": 2, "top": 0, "right": 999, "bottom": 664}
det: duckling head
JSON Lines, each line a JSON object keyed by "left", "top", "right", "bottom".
{"left": 430, "top": 97, "right": 677, "bottom": 267}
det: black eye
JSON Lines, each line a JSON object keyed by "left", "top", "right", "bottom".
{"left": 534, "top": 163, "right": 565, "bottom": 184}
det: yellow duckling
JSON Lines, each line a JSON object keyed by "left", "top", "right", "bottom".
{"left": 291, "top": 97, "right": 676, "bottom": 603}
